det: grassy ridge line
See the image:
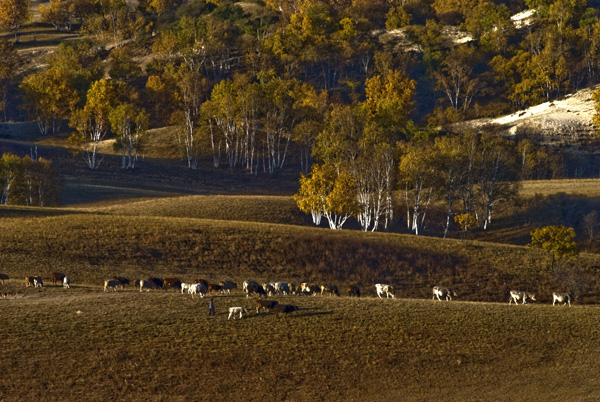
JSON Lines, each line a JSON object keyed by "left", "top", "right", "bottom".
{"left": 82, "top": 194, "right": 309, "bottom": 225}
{"left": 1, "top": 212, "right": 599, "bottom": 303}
{"left": 1, "top": 291, "right": 600, "bottom": 401}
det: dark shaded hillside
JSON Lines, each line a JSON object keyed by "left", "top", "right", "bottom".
{"left": 0, "top": 138, "right": 302, "bottom": 205}
{"left": 1, "top": 212, "right": 599, "bottom": 304}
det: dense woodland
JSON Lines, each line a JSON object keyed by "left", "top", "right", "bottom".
{"left": 1, "top": 0, "right": 600, "bottom": 234}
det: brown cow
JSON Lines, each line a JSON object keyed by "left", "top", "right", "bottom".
{"left": 163, "top": 278, "right": 182, "bottom": 292}
{"left": 348, "top": 285, "right": 360, "bottom": 297}
{"left": 219, "top": 281, "right": 238, "bottom": 294}
{"left": 52, "top": 272, "right": 66, "bottom": 286}
{"left": 0, "top": 273, "right": 8, "bottom": 284}
{"left": 25, "top": 276, "right": 35, "bottom": 287}
{"left": 256, "top": 299, "right": 279, "bottom": 313}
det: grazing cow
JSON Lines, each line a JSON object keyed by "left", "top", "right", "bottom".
{"left": 432, "top": 286, "right": 457, "bottom": 301}
{"left": 228, "top": 307, "right": 248, "bottom": 319}
{"left": 163, "top": 278, "right": 182, "bottom": 292}
{"left": 0, "top": 273, "right": 9, "bottom": 284}
{"left": 113, "top": 276, "right": 130, "bottom": 288}
{"left": 553, "top": 292, "right": 572, "bottom": 306}
{"left": 188, "top": 283, "right": 207, "bottom": 298}
{"left": 63, "top": 276, "right": 71, "bottom": 289}
{"left": 208, "top": 284, "right": 223, "bottom": 294}
{"left": 219, "top": 281, "right": 238, "bottom": 295}
{"left": 52, "top": 272, "right": 66, "bottom": 286}
{"left": 376, "top": 284, "right": 396, "bottom": 299}
{"left": 300, "top": 283, "right": 320, "bottom": 296}
{"left": 274, "top": 282, "right": 291, "bottom": 295}
{"left": 104, "top": 279, "right": 120, "bottom": 292}
{"left": 348, "top": 285, "right": 360, "bottom": 297}
{"left": 25, "top": 276, "right": 35, "bottom": 287}
{"left": 140, "top": 279, "right": 159, "bottom": 293}
{"left": 181, "top": 283, "right": 193, "bottom": 294}
{"left": 273, "top": 304, "right": 299, "bottom": 318}
{"left": 256, "top": 299, "right": 279, "bottom": 313}
{"left": 195, "top": 279, "right": 209, "bottom": 287}
{"left": 509, "top": 290, "right": 536, "bottom": 305}
{"left": 148, "top": 277, "right": 164, "bottom": 289}
{"left": 320, "top": 284, "right": 340, "bottom": 296}
{"left": 34, "top": 276, "right": 44, "bottom": 288}
{"left": 245, "top": 282, "right": 266, "bottom": 298}
{"left": 262, "top": 283, "right": 276, "bottom": 297}
{"left": 243, "top": 280, "right": 258, "bottom": 292}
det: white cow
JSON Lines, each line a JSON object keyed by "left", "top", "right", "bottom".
{"left": 228, "top": 307, "right": 248, "bottom": 319}
{"left": 181, "top": 283, "right": 193, "bottom": 294}
{"left": 34, "top": 276, "right": 44, "bottom": 288}
{"left": 432, "top": 286, "right": 457, "bottom": 301}
{"left": 189, "top": 283, "right": 207, "bottom": 298}
{"left": 104, "top": 279, "right": 120, "bottom": 292}
{"left": 375, "top": 284, "right": 396, "bottom": 298}
{"left": 552, "top": 292, "right": 571, "bottom": 306}
{"left": 63, "top": 276, "right": 71, "bottom": 289}
{"left": 509, "top": 290, "right": 536, "bottom": 305}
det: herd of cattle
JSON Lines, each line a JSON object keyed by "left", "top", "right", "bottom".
{"left": 0, "top": 272, "right": 574, "bottom": 308}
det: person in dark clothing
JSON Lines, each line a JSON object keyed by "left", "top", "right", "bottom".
{"left": 209, "top": 298, "right": 215, "bottom": 316}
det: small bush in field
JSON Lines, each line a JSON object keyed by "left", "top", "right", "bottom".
{"left": 455, "top": 213, "right": 478, "bottom": 240}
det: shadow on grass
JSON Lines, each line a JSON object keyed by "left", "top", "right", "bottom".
{"left": 293, "top": 310, "right": 334, "bottom": 318}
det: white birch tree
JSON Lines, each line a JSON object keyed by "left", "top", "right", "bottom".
{"left": 68, "top": 79, "right": 116, "bottom": 170}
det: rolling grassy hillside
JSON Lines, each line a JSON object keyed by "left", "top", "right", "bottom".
{"left": 1, "top": 206, "right": 599, "bottom": 303}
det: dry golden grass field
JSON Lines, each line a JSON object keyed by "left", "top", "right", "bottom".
{"left": 2, "top": 285, "right": 600, "bottom": 401}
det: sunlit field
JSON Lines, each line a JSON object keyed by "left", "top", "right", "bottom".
{"left": 2, "top": 284, "right": 600, "bottom": 401}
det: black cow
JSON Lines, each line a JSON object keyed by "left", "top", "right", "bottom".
{"left": 148, "top": 277, "right": 164, "bottom": 289}
{"left": 245, "top": 282, "right": 267, "bottom": 298}
{"left": 321, "top": 284, "right": 340, "bottom": 296}
{"left": 113, "top": 276, "right": 130, "bottom": 288}
{"left": 52, "top": 272, "right": 66, "bottom": 286}
{"left": 273, "top": 304, "right": 299, "bottom": 318}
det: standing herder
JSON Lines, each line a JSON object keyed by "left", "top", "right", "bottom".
{"left": 209, "top": 298, "right": 215, "bottom": 316}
